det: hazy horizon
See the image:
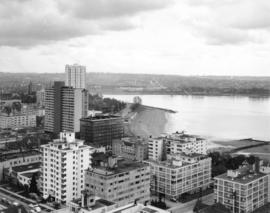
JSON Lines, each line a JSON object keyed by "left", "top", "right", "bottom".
{"left": 1, "top": 71, "right": 270, "bottom": 78}
{"left": 1, "top": 0, "right": 270, "bottom": 76}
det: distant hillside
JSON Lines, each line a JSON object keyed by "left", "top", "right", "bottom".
{"left": 0, "top": 72, "right": 270, "bottom": 96}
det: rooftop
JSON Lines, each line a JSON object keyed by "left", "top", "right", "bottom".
{"left": 119, "top": 137, "right": 148, "bottom": 146}
{"left": 148, "top": 159, "right": 189, "bottom": 169}
{"left": 20, "top": 171, "right": 37, "bottom": 178}
{"left": 71, "top": 197, "right": 115, "bottom": 210}
{"left": 11, "top": 162, "right": 41, "bottom": 173}
{"left": 81, "top": 114, "right": 122, "bottom": 121}
{"left": 215, "top": 169, "right": 267, "bottom": 184}
{"left": 89, "top": 154, "right": 149, "bottom": 176}
{"left": 0, "top": 150, "right": 41, "bottom": 162}
{"left": 110, "top": 203, "right": 169, "bottom": 213}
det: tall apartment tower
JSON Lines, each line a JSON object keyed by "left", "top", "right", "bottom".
{"left": 65, "top": 64, "right": 86, "bottom": 89}
{"left": 45, "top": 81, "right": 88, "bottom": 134}
{"left": 41, "top": 132, "right": 91, "bottom": 204}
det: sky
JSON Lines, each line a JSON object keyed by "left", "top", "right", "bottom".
{"left": 0, "top": 0, "right": 270, "bottom": 76}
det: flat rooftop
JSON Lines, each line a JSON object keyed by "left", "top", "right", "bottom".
{"left": 0, "top": 150, "right": 41, "bottom": 162}
{"left": 72, "top": 197, "right": 115, "bottom": 210}
{"left": 11, "top": 162, "right": 41, "bottom": 173}
{"left": 215, "top": 171, "right": 267, "bottom": 184}
{"left": 81, "top": 114, "right": 122, "bottom": 121}
{"left": 148, "top": 159, "right": 190, "bottom": 169}
{"left": 90, "top": 157, "right": 149, "bottom": 176}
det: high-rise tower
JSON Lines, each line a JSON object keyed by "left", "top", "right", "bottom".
{"left": 65, "top": 64, "right": 86, "bottom": 89}
{"left": 44, "top": 81, "right": 88, "bottom": 134}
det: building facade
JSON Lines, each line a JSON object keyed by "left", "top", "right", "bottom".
{"left": 148, "top": 137, "right": 166, "bottom": 161}
{"left": 3, "top": 162, "right": 41, "bottom": 188}
{"left": 148, "top": 132, "right": 207, "bottom": 161}
{"left": 112, "top": 137, "right": 148, "bottom": 161}
{"left": 165, "top": 132, "right": 207, "bottom": 155}
{"left": 45, "top": 81, "right": 88, "bottom": 134}
{"left": 85, "top": 156, "right": 150, "bottom": 207}
{"left": 0, "top": 113, "right": 36, "bottom": 129}
{"left": 214, "top": 164, "right": 269, "bottom": 213}
{"left": 0, "top": 150, "right": 41, "bottom": 181}
{"left": 149, "top": 154, "right": 212, "bottom": 200}
{"left": 36, "top": 89, "right": 46, "bottom": 107}
{"left": 80, "top": 115, "right": 124, "bottom": 147}
{"left": 41, "top": 132, "right": 91, "bottom": 204}
{"left": 65, "top": 64, "right": 86, "bottom": 89}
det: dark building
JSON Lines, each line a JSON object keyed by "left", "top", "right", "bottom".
{"left": 80, "top": 114, "right": 124, "bottom": 146}
{"left": 28, "top": 81, "right": 33, "bottom": 95}
{"left": 44, "top": 81, "right": 88, "bottom": 134}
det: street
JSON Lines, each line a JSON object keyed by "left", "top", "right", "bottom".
{"left": 168, "top": 193, "right": 215, "bottom": 213}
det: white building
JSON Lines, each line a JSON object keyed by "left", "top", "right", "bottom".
{"left": 165, "top": 132, "right": 207, "bottom": 155}
{"left": 41, "top": 132, "right": 92, "bottom": 204}
{"left": 148, "top": 137, "right": 166, "bottom": 161}
{"left": 0, "top": 113, "right": 36, "bottom": 129}
{"left": 65, "top": 64, "right": 86, "bottom": 89}
{"left": 148, "top": 132, "right": 207, "bottom": 161}
{"left": 149, "top": 153, "right": 212, "bottom": 200}
{"left": 214, "top": 163, "right": 269, "bottom": 213}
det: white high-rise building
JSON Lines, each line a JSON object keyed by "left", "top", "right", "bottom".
{"left": 65, "top": 64, "right": 86, "bottom": 89}
{"left": 41, "top": 132, "right": 91, "bottom": 204}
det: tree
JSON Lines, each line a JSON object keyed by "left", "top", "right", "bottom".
{"left": 29, "top": 172, "right": 39, "bottom": 195}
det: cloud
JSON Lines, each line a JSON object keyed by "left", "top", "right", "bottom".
{"left": 184, "top": 0, "right": 270, "bottom": 45}
{"left": 57, "top": 0, "right": 171, "bottom": 19}
{"left": 0, "top": 0, "right": 171, "bottom": 47}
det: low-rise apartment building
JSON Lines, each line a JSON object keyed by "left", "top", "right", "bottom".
{"left": 3, "top": 162, "right": 41, "bottom": 188}
{"left": 0, "top": 150, "right": 41, "bottom": 181}
{"left": 0, "top": 113, "right": 36, "bottom": 129}
{"left": 149, "top": 153, "right": 212, "bottom": 200}
{"left": 165, "top": 131, "right": 207, "bottom": 155}
{"left": 112, "top": 137, "right": 148, "bottom": 161}
{"left": 214, "top": 163, "right": 269, "bottom": 213}
{"left": 148, "top": 132, "right": 207, "bottom": 161}
{"left": 85, "top": 155, "right": 150, "bottom": 207}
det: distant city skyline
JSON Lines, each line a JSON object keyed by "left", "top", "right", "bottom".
{"left": 1, "top": 0, "right": 270, "bottom": 76}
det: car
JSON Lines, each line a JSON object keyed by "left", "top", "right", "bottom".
{"left": 13, "top": 202, "right": 19, "bottom": 206}
{"left": 170, "top": 198, "right": 177, "bottom": 202}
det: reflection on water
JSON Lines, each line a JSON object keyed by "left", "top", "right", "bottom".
{"left": 105, "top": 94, "right": 270, "bottom": 141}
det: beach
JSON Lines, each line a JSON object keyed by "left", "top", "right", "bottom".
{"left": 121, "top": 103, "right": 173, "bottom": 138}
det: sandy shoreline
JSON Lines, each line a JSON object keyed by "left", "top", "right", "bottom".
{"left": 121, "top": 103, "right": 171, "bottom": 138}
{"left": 121, "top": 103, "right": 270, "bottom": 161}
